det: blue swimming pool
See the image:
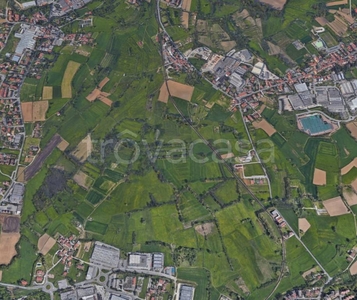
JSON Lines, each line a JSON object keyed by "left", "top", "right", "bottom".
{"left": 300, "top": 114, "right": 332, "bottom": 135}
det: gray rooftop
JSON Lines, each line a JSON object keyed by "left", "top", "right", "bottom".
{"left": 152, "top": 253, "right": 164, "bottom": 269}
{"left": 110, "top": 294, "right": 131, "bottom": 300}
{"left": 90, "top": 242, "right": 120, "bottom": 269}
{"left": 60, "top": 291, "right": 77, "bottom": 300}
{"left": 179, "top": 285, "right": 194, "bottom": 300}
{"left": 294, "top": 83, "right": 308, "bottom": 93}
{"left": 340, "top": 82, "right": 355, "bottom": 96}
{"left": 9, "top": 183, "right": 24, "bottom": 204}
{"left": 77, "top": 286, "right": 96, "bottom": 298}
{"left": 14, "top": 25, "right": 37, "bottom": 56}
{"left": 288, "top": 94, "right": 305, "bottom": 110}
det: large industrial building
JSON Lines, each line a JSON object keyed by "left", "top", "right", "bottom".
{"left": 90, "top": 242, "right": 120, "bottom": 269}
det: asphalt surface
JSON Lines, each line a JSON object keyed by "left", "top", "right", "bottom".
{"left": 24, "top": 133, "right": 62, "bottom": 181}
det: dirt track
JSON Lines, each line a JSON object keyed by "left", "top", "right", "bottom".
{"left": 25, "top": 134, "right": 62, "bottom": 181}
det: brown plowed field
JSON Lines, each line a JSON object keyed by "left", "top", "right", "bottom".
{"left": 158, "top": 80, "right": 194, "bottom": 103}
{"left": 258, "top": 0, "right": 286, "bottom": 10}
{"left": 0, "top": 232, "right": 20, "bottom": 265}
{"left": 2, "top": 216, "right": 20, "bottom": 233}
{"left": 323, "top": 196, "right": 349, "bottom": 216}
{"left": 252, "top": 119, "right": 276, "bottom": 136}
{"left": 313, "top": 168, "right": 326, "bottom": 185}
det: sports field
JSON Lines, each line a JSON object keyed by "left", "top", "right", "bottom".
{"left": 61, "top": 61, "right": 81, "bottom": 98}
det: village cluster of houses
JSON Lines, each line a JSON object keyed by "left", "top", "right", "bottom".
{"left": 283, "top": 288, "right": 322, "bottom": 299}
{"left": 0, "top": 100, "right": 24, "bottom": 149}
{"left": 63, "top": 32, "right": 94, "bottom": 45}
{"left": 7, "top": 9, "right": 20, "bottom": 23}
{"left": 110, "top": 275, "right": 170, "bottom": 299}
{"left": 0, "top": 152, "right": 17, "bottom": 166}
{"left": 162, "top": 33, "right": 195, "bottom": 74}
{"left": 0, "top": 23, "right": 12, "bottom": 51}
{"left": 57, "top": 235, "right": 81, "bottom": 277}
{"left": 323, "top": 289, "right": 356, "bottom": 300}
{"left": 284, "top": 287, "right": 356, "bottom": 300}
{"left": 145, "top": 278, "right": 170, "bottom": 300}
{"left": 0, "top": 62, "right": 26, "bottom": 97}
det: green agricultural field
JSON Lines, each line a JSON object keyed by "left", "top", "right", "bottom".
{"left": 216, "top": 201, "right": 281, "bottom": 291}
{"left": 35, "top": 211, "right": 49, "bottom": 227}
{"left": 20, "top": 82, "right": 37, "bottom": 101}
{"left": 1, "top": 237, "right": 37, "bottom": 283}
{"left": 178, "top": 268, "right": 214, "bottom": 300}
{"left": 156, "top": 159, "right": 222, "bottom": 187}
{"left": 86, "top": 189, "right": 104, "bottom": 205}
{"left": 214, "top": 179, "right": 239, "bottom": 205}
{"left": 85, "top": 221, "right": 108, "bottom": 235}
{"left": 104, "top": 169, "right": 124, "bottom": 181}
{"left": 333, "top": 126, "right": 357, "bottom": 166}
{"left": 189, "top": 180, "right": 220, "bottom": 195}
{"left": 178, "top": 191, "right": 210, "bottom": 223}
{"left": 100, "top": 204, "right": 198, "bottom": 250}
{"left": 301, "top": 212, "right": 355, "bottom": 275}
{"left": 93, "top": 176, "right": 115, "bottom": 194}
{"left": 244, "top": 163, "right": 265, "bottom": 177}
{"left": 75, "top": 202, "right": 94, "bottom": 219}
{"left": 342, "top": 167, "right": 357, "bottom": 184}
{"left": 268, "top": 236, "right": 317, "bottom": 297}
{"left": 314, "top": 141, "right": 339, "bottom": 200}
{"left": 106, "top": 170, "right": 173, "bottom": 212}
{"left": 45, "top": 206, "right": 59, "bottom": 220}
{"left": 320, "top": 31, "right": 338, "bottom": 48}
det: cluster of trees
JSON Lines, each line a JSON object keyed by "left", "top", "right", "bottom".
{"left": 173, "top": 246, "right": 197, "bottom": 266}
{"left": 33, "top": 168, "right": 70, "bottom": 210}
